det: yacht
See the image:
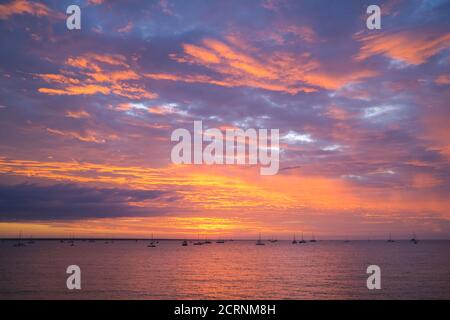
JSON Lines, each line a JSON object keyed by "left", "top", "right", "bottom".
{"left": 148, "top": 234, "right": 156, "bottom": 247}
{"left": 299, "top": 232, "right": 306, "bottom": 243}
{"left": 256, "top": 233, "right": 265, "bottom": 245}
{"left": 292, "top": 234, "right": 297, "bottom": 244}
{"left": 387, "top": 233, "right": 395, "bottom": 243}
{"left": 13, "top": 232, "right": 26, "bottom": 247}
{"left": 193, "top": 234, "right": 203, "bottom": 245}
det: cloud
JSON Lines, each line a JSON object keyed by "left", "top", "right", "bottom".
{"left": 88, "top": 0, "right": 104, "bottom": 5}
{"left": 65, "top": 110, "right": 91, "bottom": 119}
{"left": 146, "top": 37, "right": 375, "bottom": 93}
{"left": 435, "top": 74, "right": 450, "bottom": 85}
{"left": 355, "top": 30, "right": 450, "bottom": 65}
{"left": 117, "top": 22, "right": 134, "bottom": 33}
{"left": 282, "top": 131, "right": 315, "bottom": 144}
{"left": 0, "top": 183, "right": 170, "bottom": 220}
{"left": 362, "top": 105, "right": 401, "bottom": 119}
{"left": 261, "top": 0, "right": 284, "bottom": 12}
{"left": 159, "top": 0, "right": 174, "bottom": 16}
{"left": 46, "top": 128, "right": 110, "bottom": 144}
{"left": 0, "top": 0, "right": 53, "bottom": 20}
{"left": 37, "top": 53, "right": 157, "bottom": 99}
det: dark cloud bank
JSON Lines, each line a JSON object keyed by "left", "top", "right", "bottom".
{"left": 0, "top": 183, "right": 170, "bottom": 221}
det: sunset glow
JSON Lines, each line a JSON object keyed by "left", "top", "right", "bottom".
{"left": 0, "top": 0, "right": 449, "bottom": 240}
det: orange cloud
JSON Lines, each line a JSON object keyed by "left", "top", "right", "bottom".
{"left": 183, "top": 44, "right": 221, "bottom": 64}
{"left": 88, "top": 0, "right": 104, "bottom": 5}
{"left": 38, "top": 84, "right": 111, "bottom": 96}
{"left": 1, "top": 157, "right": 449, "bottom": 216}
{"left": 65, "top": 110, "right": 91, "bottom": 119}
{"left": 0, "top": 0, "right": 53, "bottom": 20}
{"left": 147, "top": 37, "right": 375, "bottom": 93}
{"left": 412, "top": 173, "right": 442, "bottom": 189}
{"left": 36, "top": 73, "right": 81, "bottom": 85}
{"left": 1, "top": 157, "right": 449, "bottom": 237}
{"left": 355, "top": 30, "right": 450, "bottom": 65}
{"left": 46, "top": 128, "right": 111, "bottom": 144}
{"left": 325, "top": 104, "right": 352, "bottom": 121}
{"left": 435, "top": 74, "right": 450, "bottom": 85}
{"left": 37, "top": 53, "right": 157, "bottom": 99}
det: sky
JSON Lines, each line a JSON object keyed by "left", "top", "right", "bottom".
{"left": 0, "top": 0, "right": 449, "bottom": 239}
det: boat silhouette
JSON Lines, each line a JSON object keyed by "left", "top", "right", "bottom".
{"left": 13, "top": 232, "right": 26, "bottom": 247}
{"left": 410, "top": 232, "right": 418, "bottom": 244}
{"left": 387, "top": 233, "right": 395, "bottom": 243}
{"left": 147, "top": 233, "right": 156, "bottom": 247}
{"left": 256, "top": 233, "right": 265, "bottom": 245}
{"left": 193, "top": 234, "right": 203, "bottom": 245}
{"left": 299, "top": 232, "right": 306, "bottom": 243}
{"left": 27, "top": 236, "right": 35, "bottom": 244}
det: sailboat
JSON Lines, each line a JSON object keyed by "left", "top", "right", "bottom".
{"left": 193, "top": 234, "right": 203, "bottom": 245}
{"left": 387, "top": 233, "right": 395, "bottom": 243}
{"left": 256, "top": 233, "right": 265, "bottom": 245}
{"left": 182, "top": 240, "right": 188, "bottom": 246}
{"left": 410, "top": 232, "right": 418, "bottom": 244}
{"left": 310, "top": 233, "right": 317, "bottom": 242}
{"left": 13, "top": 232, "right": 26, "bottom": 247}
{"left": 147, "top": 233, "right": 156, "bottom": 247}
{"left": 299, "top": 232, "right": 306, "bottom": 243}
{"left": 69, "top": 235, "right": 75, "bottom": 246}
{"left": 292, "top": 234, "right": 297, "bottom": 244}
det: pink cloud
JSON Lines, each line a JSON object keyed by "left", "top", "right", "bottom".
{"left": 355, "top": 30, "right": 450, "bottom": 65}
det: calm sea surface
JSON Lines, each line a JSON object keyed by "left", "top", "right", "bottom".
{"left": 0, "top": 240, "right": 449, "bottom": 299}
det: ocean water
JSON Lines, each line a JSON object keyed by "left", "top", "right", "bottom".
{"left": 0, "top": 240, "right": 449, "bottom": 300}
